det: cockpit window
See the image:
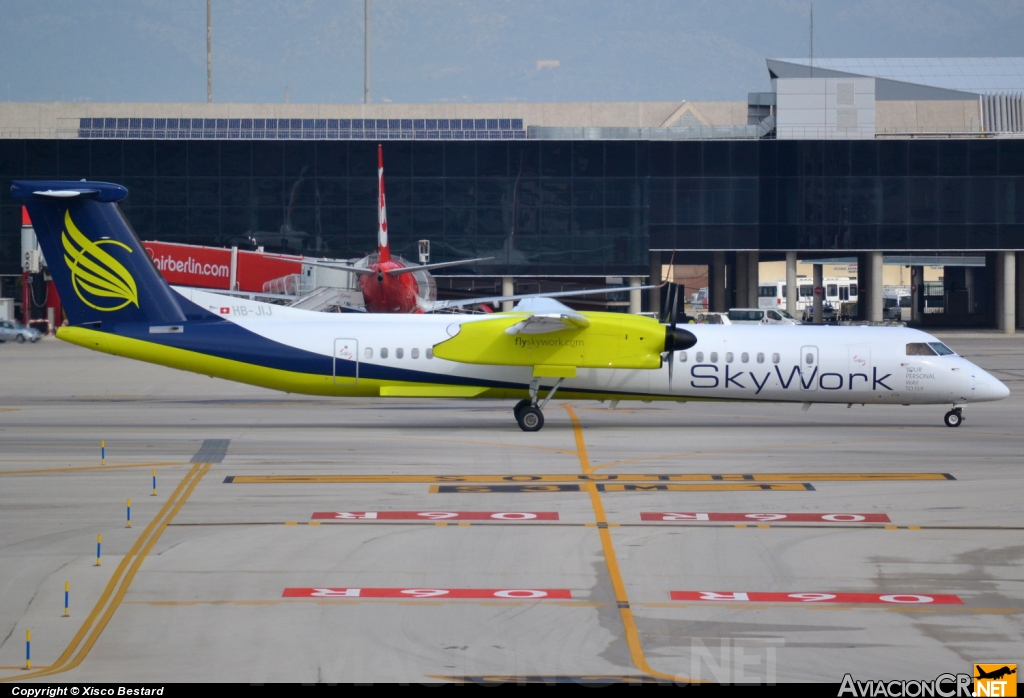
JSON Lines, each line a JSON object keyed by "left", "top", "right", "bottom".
{"left": 928, "top": 342, "right": 956, "bottom": 356}
{"left": 906, "top": 343, "right": 937, "bottom": 356}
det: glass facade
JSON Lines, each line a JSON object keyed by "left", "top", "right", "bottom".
{"left": 3, "top": 138, "right": 1024, "bottom": 277}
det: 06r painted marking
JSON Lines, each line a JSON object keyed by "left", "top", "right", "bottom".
{"left": 311, "top": 511, "right": 558, "bottom": 521}
{"left": 282, "top": 587, "right": 571, "bottom": 599}
{"left": 642, "top": 512, "right": 891, "bottom": 523}
{"left": 670, "top": 591, "right": 963, "bottom": 605}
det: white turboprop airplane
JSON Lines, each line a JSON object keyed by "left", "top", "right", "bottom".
{"left": 15, "top": 180, "right": 1009, "bottom": 431}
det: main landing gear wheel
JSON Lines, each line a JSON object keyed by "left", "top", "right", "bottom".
{"left": 516, "top": 406, "right": 544, "bottom": 432}
{"left": 943, "top": 409, "right": 963, "bottom": 428}
{"left": 513, "top": 399, "right": 532, "bottom": 419}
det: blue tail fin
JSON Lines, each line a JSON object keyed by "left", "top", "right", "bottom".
{"left": 12, "top": 181, "right": 186, "bottom": 327}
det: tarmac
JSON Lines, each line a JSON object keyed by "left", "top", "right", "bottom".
{"left": 0, "top": 331, "right": 1022, "bottom": 684}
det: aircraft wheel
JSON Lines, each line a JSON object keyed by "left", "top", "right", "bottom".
{"left": 516, "top": 406, "right": 544, "bottom": 432}
{"left": 513, "top": 399, "right": 532, "bottom": 418}
{"left": 943, "top": 410, "right": 963, "bottom": 428}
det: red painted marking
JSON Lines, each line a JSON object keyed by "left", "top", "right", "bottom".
{"left": 311, "top": 511, "right": 559, "bottom": 521}
{"left": 219, "top": 307, "right": 230, "bottom": 314}
{"left": 670, "top": 591, "right": 963, "bottom": 605}
{"left": 641, "top": 512, "right": 891, "bottom": 523}
{"left": 283, "top": 587, "right": 571, "bottom": 599}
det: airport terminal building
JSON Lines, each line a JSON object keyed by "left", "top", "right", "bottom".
{"left": 3, "top": 58, "right": 1024, "bottom": 328}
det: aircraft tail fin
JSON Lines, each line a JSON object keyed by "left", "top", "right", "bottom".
{"left": 377, "top": 144, "right": 391, "bottom": 263}
{"left": 12, "top": 180, "right": 187, "bottom": 327}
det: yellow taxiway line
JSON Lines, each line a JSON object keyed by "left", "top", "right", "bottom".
{"left": 0, "top": 461, "right": 211, "bottom": 682}
{"left": 563, "top": 404, "right": 696, "bottom": 684}
{"left": 0, "top": 461, "right": 188, "bottom": 476}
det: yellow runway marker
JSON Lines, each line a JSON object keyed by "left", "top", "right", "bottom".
{"left": 227, "top": 472, "right": 952, "bottom": 484}
{"left": 0, "top": 461, "right": 187, "bottom": 476}
{"left": 563, "top": 404, "right": 694, "bottom": 684}
{"left": 0, "top": 461, "right": 212, "bottom": 682}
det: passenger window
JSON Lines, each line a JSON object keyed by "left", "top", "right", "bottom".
{"left": 771, "top": 353, "right": 780, "bottom": 364}
{"left": 850, "top": 283, "right": 858, "bottom": 297}
{"left": 364, "top": 347, "right": 373, "bottom": 359}
{"left": 927, "top": 342, "right": 955, "bottom": 356}
{"left": 827, "top": 284, "right": 838, "bottom": 297}
{"left": 396, "top": 348, "right": 404, "bottom": 359}
{"left": 756, "top": 352, "right": 764, "bottom": 363}
{"left": 426, "top": 348, "right": 434, "bottom": 359}
{"left": 710, "top": 352, "right": 718, "bottom": 363}
{"left": 696, "top": 351, "right": 704, "bottom": 362}
{"left": 725, "top": 352, "right": 733, "bottom": 363}
{"left": 411, "top": 348, "right": 420, "bottom": 359}
{"left": 741, "top": 352, "right": 749, "bottom": 363}
{"left": 768, "top": 311, "right": 781, "bottom": 320}
{"left": 906, "top": 343, "right": 937, "bottom": 356}
{"left": 380, "top": 347, "right": 389, "bottom": 359}
{"left": 679, "top": 351, "right": 687, "bottom": 362}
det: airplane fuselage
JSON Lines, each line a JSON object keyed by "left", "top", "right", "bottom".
{"left": 59, "top": 287, "right": 1005, "bottom": 409}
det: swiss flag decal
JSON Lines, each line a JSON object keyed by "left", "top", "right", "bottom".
{"left": 220, "top": 307, "right": 231, "bottom": 314}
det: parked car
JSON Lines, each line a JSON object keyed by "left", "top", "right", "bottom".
{"left": 692, "top": 312, "right": 731, "bottom": 325}
{"left": 0, "top": 320, "right": 42, "bottom": 343}
{"left": 727, "top": 308, "right": 799, "bottom": 325}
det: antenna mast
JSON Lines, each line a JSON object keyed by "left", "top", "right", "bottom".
{"left": 809, "top": 3, "right": 814, "bottom": 77}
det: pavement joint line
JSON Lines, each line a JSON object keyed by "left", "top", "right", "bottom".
{"left": 588, "top": 437, "right": 905, "bottom": 472}
{"left": 564, "top": 404, "right": 694, "bottom": 684}
{"left": 222, "top": 472, "right": 955, "bottom": 483}
{"left": 0, "top": 460, "right": 213, "bottom": 682}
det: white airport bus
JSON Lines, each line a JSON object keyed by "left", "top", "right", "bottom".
{"left": 759, "top": 277, "right": 858, "bottom": 313}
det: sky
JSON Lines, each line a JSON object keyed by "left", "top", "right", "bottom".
{"left": 2, "top": 0, "right": 1023, "bottom": 105}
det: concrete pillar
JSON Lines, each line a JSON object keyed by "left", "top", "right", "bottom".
{"left": 867, "top": 251, "right": 884, "bottom": 322}
{"left": 812, "top": 263, "right": 824, "bottom": 324}
{"left": 996, "top": 251, "right": 1015, "bottom": 333}
{"left": 1016, "top": 253, "right": 1024, "bottom": 328}
{"left": 628, "top": 277, "right": 642, "bottom": 315}
{"left": 501, "top": 276, "right": 514, "bottom": 312}
{"left": 735, "top": 253, "right": 748, "bottom": 309}
{"left": 710, "top": 251, "right": 727, "bottom": 313}
{"left": 910, "top": 266, "right": 924, "bottom": 324}
{"left": 746, "top": 251, "right": 760, "bottom": 307}
{"left": 648, "top": 251, "right": 661, "bottom": 318}
{"left": 785, "top": 251, "right": 797, "bottom": 316}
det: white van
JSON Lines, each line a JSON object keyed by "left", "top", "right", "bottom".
{"left": 727, "top": 308, "right": 799, "bottom": 325}
{"left": 759, "top": 277, "right": 858, "bottom": 314}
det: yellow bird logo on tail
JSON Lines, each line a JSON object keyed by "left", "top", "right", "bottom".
{"left": 61, "top": 210, "right": 139, "bottom": 311}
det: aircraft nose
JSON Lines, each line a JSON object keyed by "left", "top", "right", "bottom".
{"left": 969, "top": 366, "right": 1011, "bottom": 402}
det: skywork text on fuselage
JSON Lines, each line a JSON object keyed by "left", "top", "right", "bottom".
{"left": 689, "top": 364, "right": 892, "bottom": 393}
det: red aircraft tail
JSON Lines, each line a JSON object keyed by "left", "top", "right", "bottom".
{"left": 377, "top": 144, "right": 391, "bottom": 263}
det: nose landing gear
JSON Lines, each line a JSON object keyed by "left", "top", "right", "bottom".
{"left": 514, "top": 378, "right": 564, "bottom": 432}
{"left": 943, "top": 407, "right": 964, "bottom": 428}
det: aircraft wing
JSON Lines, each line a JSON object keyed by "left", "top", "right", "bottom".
{"left": 301, "top": 260, "right": 377, "bottom": 275}
{"left": 503, "top": 312, "right": 591, "bottom": 335}
{"left": 429, "top": 284, "right": 657, "bottom": 311}
{"left": 174, "top": 286, "right": 297, "bottom": 301}
{"left": 384, "top": 257, "right": 495, "bottom": 275}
